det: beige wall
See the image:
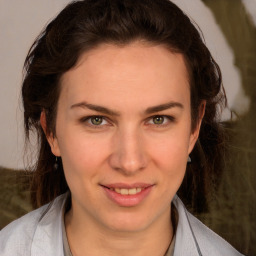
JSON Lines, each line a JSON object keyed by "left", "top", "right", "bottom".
{"left": 0, "top": 0, "right": 71, "bottom": 169}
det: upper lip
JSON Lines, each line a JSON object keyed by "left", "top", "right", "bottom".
{"left": 101, "top": 183, "right": 154, "bottom": 189}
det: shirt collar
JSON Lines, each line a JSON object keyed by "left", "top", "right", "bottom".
{"left": 31, "top": 193, "right": 202, "bottom": 256}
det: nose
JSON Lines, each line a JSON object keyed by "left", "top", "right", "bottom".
{"left": 109, "top": 128, "right": 148, "bottom": 175}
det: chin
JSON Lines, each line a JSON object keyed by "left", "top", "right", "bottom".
{"left": 101, "top": 212, "right": 152, "bottom": 233}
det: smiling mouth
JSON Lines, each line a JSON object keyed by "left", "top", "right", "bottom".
{"left": 109, "top": 187, "right": 143, "bottom": 195}
{"left": 102, "top": 183, "right": 153, "bottom": 195}
{"left": 101, "top": 184, "right": 153, "bottom": 206}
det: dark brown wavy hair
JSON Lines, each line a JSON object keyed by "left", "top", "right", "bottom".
{"left": 22, "top": 0, "right": 226, "bottom": 211}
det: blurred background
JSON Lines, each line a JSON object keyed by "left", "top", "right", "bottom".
{"left": 0, "top": 0, "right": 255, "bottom": 255}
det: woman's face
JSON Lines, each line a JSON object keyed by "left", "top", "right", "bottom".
{"left": 47, "top": 42, "right": 201, "bottom": 232}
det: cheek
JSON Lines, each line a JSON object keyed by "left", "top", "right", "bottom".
{"left": 148, "top": 130, "right": 191, "bottom": 167}
{"left": 153, "top": 141, "right": 188, "bottom": 182}
{"left": 57, "top": 130, "right": 110, "bottom": 179}
{"left": 146, "top": 128, "right": 191, "bottom": 189}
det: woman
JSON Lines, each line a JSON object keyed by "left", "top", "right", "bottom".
{"left": 0, "top": 0, "right": 244, "bottom": 255}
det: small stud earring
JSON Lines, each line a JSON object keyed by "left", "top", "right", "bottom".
{"left": 187, "top": 155, "right": 191, "bottom": 163}
{"left": 54, "top": 156, "right": 58, "bottom": 170}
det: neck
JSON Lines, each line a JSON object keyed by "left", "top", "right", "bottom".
{"left": 65, "top": 206, "right": 174, "bottom": 256}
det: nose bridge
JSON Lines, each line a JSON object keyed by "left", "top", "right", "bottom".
{"left": 109, "top": 125, "right": 147, "bottom": 174}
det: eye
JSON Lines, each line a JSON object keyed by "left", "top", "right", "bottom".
{"left": 90, "top": 116, "right": 104, "bottom": 125}
{"left": 147, "top": 115, "right": 175, "bottom": 126}
{"left": 152, "top": 116, "right": 165, "bottom": 125}
{"left": 80, "top": 116, "right": 109, "bottom": 126}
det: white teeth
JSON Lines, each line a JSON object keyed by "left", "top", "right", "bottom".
{"left": 120, "top": 188, "right": 129, "bottom": 195}
{"left": 136, "top": 188, "right": 142, "bottom": 193}
{"left": 128, "top": 188, "right": 137, "bottom": 195}
{"left": 113, "top": 188, "right": 143, "bottom": 195}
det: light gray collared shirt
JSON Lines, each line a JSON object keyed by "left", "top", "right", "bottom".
{"left": 0, "top": 193, "right": 244, "bottom": 256}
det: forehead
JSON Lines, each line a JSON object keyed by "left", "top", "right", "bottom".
{"left": 60, "top": 42, "right": 190, "bottom": 111}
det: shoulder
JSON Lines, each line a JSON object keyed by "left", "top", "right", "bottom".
{"left": 0, "top": 193, "right": 67, "bottom": 256}
{"left": 187, "top": 211, "right": 243, "bottom": 256}
{"left": 0, "top": 204, "right": 49, "bottom": 255}
{"left": 173, "top": 196, "right": 244, "bottom": 256}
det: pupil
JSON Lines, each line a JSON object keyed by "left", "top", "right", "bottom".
{"left": 92, "top": 117, "right": 102, "bottom": 125}
{"left": 154, "top": 116, "right": 163, "bottom": 124}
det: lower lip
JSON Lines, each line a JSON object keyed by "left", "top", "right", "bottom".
{"left": 102, "top": 186, "right": 153, "bottom": 207}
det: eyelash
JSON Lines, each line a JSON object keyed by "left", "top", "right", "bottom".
{"left": 146, "top": 115, "right": 175, "bottom": 127}
{"left": 79, "top": 115, "right": 175, "bottom": 128}
{"left": 79, "top": 116, "right": 110, "bottom": 128}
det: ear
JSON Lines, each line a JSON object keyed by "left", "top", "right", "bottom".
{"left": 40, "top": 111, "right": 61, "bottom": 157}
{"left": 188, "top": 100, "right": 206, "bottom": 154}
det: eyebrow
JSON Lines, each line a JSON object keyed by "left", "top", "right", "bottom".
{"left": 145, "top": 101, "right": 184, "bottom": 114}
{"left": 70, "top": 101, "right": 183, "bottom": 116}
{"left": 70, "top": 102, "right": 120, "bottom": 116}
